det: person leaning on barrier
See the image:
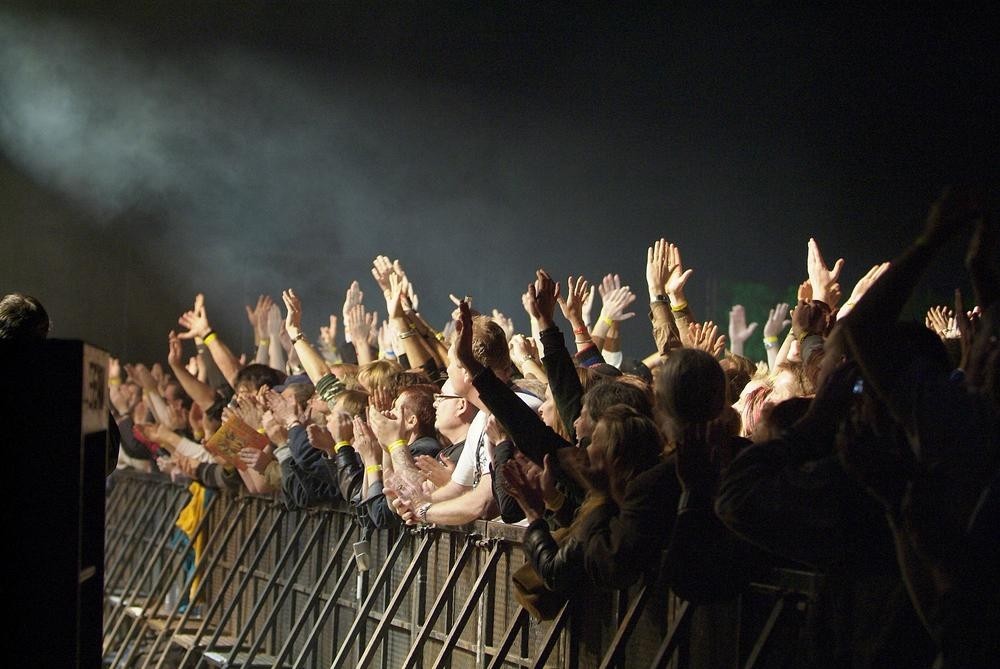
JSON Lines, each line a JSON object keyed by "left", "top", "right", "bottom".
{"left": 503, "top": 404, "right": 664, "bottom": 593}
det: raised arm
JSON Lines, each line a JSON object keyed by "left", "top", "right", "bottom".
{"left": 166, "top": 330, "right": 216, "bottom": 409}
{"left": 177, "top": 293, "right": 242, "bottom": 389}
{"left": 281, "top": 289, "right": 332, "bottom": 385}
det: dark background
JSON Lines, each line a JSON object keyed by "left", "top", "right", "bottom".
{"left": 2, "top": 2, "right": 997, "bottom": 364}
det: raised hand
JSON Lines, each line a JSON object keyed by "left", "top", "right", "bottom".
{"left": 344, "top": 304, "right": 370, "bottom": 345}
{"left": 262, "top": 388, "right": 299, "bottom": 429}
{"left": 386, "top": 272, "right": 406, "bottom": 319}
{"left": 245, "top": 295, "right": 273, "bottom": 342}
{"left": 727, "top": 305, "right": 758, "bottom": 356}
{"left": 177, "top": 293, "right": 212, "bottom": 340}
{"left": 371, "top": 255, "right": 396, "bottom": 297}
{"left": 319, "top": 314, "right": 339, "bottom": 346}
{"left": 454, "top": 300, "right": 481, "bottom": 375}
{"left": 791, "top": 300, "right": 832, "bottom": 341}
{"left": 264, "top": 303, "right": 282, "bottom": 338}
{"left": 509, "top": 334, "right": 539, "bottom": 366}
{"left": 167, "top": 331, "right": 184, "bottom": 367}
{"left": 108, "top": 357, "right": 122, "bottom": 382}
{"left": 807, "top": 238, "right": 844, "bottom": 306}
{"left": 352, "top": 416, "right": 384, "bottom": 466}
{"left": 665, "top": 243, "right": 694, "bottom": 304}
{"left": 837, "top": 262, "right": 890, "bottom": 320}
{"left": 687, "top": 321, "right": 726, "bottom": 358}
{"left": 342, "top": 280, "right": 364, "bottom": 324}
{"left": 491, "top": 309, "right": 515, "bottom": 341}
{"left": 557, "top": 275, "right": 591, "bottom": 326}
{"left": 365, "top": 310, "right": 379, "bottom": 348}
{"left": 227, "top": 393, "right": 265, "bottom": 431}
{"left": 449, "top": 293, "right": 473, "bottom": 321}
{"left": 326, "top": 410, "right": 354, "bottom": 444}
{"left": 261, "top": 409, "right": 288, "bottom": 446}
{"left": 925, "top": 305, "right": 957, "bottom": 339}
{"left": 415, "top": 453, "right": 455, "bottom": 489}
{"left": 646, "top": 238, "right": 671, "bottom": 300}
{"left": 281, "top": 289, "right": 304, "bottom": 340}
{"left": 368, "top": 402, "right": 406, "bottom": 447}
{"left": 526, "top": 269, "right": 560, "bottom": 328}
{"left": 306, "top": 423, "right": 335, "bottom": 455}
{"left": 500, "top": 458, "right": 545, "bottom": 521}
{"left": 599, "top": 285, "right": 637, "bottom": 323}
{"left": 763, "top": 303, "right": 791, "bottom": 339}
{"left": 125, "top": 363, "right": 159, "bottom": 394}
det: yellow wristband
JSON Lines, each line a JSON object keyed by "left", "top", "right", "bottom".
{"left": 258, "top": 338, "right": 270, "bottom": 346}
{"left": 256, "top": 427, "right": 266, "bottom": 435}
{"left": 334, "top": 440, "right": 350, "bottom": 453}
{"left": 600, "top": 315, "right": 614, "bottom": 327}
{"left": 670, "top": 301, "right": 688, "bottom": 312}
{"left": 365, "top": 464, "right": 383, "bottom": 474}
{"left": 387, "top": 439, "right": 407, "bottom": 453}
{"left": 203, "top": 332, "right": 218, "bottom": 345}
{"left": 763, "top": 336, "right": 779, "bottom": 344}
{"left": 109, "top": 378, "right": 121, "bottom": 386}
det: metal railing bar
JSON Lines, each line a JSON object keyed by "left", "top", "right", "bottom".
{"left": 242, "top": 511, "right": 334, "bottom": 667}
{"left": 399, "top": 536, "right": 477, "bottom": 669}
{"left": 328, "top": 530, "right": 412, "bottom": 669}
{"left": 428, "top": 541, "right": 503, "bottom": 669}
{"left": 191, "top": 502, "right": 289, "bottom": 668}
{"left": 270, "top": 519, "right": 357, "bottom": 668}
{"left": 224, "top": 509, "right": 313, "bottom": 666}
{"left": 742, "top": 596, "right": 785, "bottom": 669}
{"left": 598, "top": 581, "right": 653, "bottom": 669}
{"left": 145, "top": 496, "right": 251, "bottom": 669}
{"left": 530, "top": 600, "right": 571, "bottom": 669}
{"left": 485, "top": 606, "right": 529, "bottom": 669}
{"left": 354, "top": 532, "right": 435, "bottom": 669}
{"left": 110, "top": 491, "right": 219, "bottom": 668}
{"left": 648, "top": 599, "right": 694, "bottom": 669}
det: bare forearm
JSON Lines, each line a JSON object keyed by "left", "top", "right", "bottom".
{"left": 168, "top": 361, "right": 217, "bottom": 409}
{"left": 206, "top": 338, "right": 242, "bottom": 389}
{"left": 292, "top": 338, "right": 330, "bottom": 386}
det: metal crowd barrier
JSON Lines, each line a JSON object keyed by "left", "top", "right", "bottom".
{"left": 103, "top": 470, "right": 820, "bottom": 668}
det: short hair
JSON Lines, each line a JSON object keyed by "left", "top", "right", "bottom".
{"left": 399, "top": 386, "right": 436, "bottom": 437}
{"left": 283, "top": 382, "right": 315, "bottom": 411}
{"left": 583, "top": 376, "right": 654, "bottom": 421}
{"left": 334, "top": 389, "right": 369, "bottom": 417}
{"left": 233, "top": 364, "right": 286, "bottom": 392}
{"left": 471, "top": 315, "right": 512, "bottom": 375}
{"left": 0, "top": 293, "right": 50, "bottom": 342}
{"left": 655, "top": 348, "right": 726, "bottom": 426}
{"left": 357, "top": 359, "right": 401, "bottom": 392}
{"left": 329, "top": 363, "right": 361, "bottom": 390}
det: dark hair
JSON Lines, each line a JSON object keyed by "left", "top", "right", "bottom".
{"left": 655, "top": 348, "right": 726, "bottom": 426}
{"left": 399, "top": 386, "right": 437, "bottom": 437}
{"left": 720, "top": 354, "right": 755, "bottom": 403}
{"left": 283, "top": 382, "right": 315, "bottom": 411}
{"left": 233, "top": 364, "right": 286, "bottom": 392}
{"left": 0, "top": 293, "right": 50, "bottom": 342}
{"left": 583, "top": 377, "right": 654, "bottom": 421}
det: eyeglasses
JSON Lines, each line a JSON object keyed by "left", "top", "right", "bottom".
{"left": 433, "top": 393, "right": 462, "bottom": 403}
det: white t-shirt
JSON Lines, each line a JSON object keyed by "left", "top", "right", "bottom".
{"left": 450, "top": 391, "right": 543, "bottom": 488}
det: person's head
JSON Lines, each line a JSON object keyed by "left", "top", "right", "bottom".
{"left": 281, "top": 382, "right": 315, "bottom": 412}
{"left": 357, "top": 359, "right": 401, "bottom": 393}
{"left": 655, "top": 348, "right": 726, "bottom": 439}
{"left": 446, "top": 315, "right": 512, "bottom": 394}
{"left": 328, "top": 363, "right": 361, "bottom": 390}
{"left": 751, "top": 396, "right": 811, "bottom": 443}
{"left": 395, "top": 385, "right": 437, "bottom": 439}
{"left": 720, "top": 353, "right": 756, "bottom": 403}
{"left": 434, "top": 378, "right": 477, "bottom": 438}
{"left": 577, "top": 376, "right": 654, "bottom": 440}
{"left": 331, "top": 389, "right": 369, "bottom": 418}
{"left": 0, "top": 293, "right": 49, "bottom": 342}
{"left": 586, "top": 404, "right": 664, "bottom": 504}
{"left": 233, "top": 364, "right": 286, "bottom": 395}
{"left": 161, "top": 381, "right": 192, "bottom": 430}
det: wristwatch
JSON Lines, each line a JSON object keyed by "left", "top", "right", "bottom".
{"left": 416, "top": 502, "right": 432, "bottom": 524}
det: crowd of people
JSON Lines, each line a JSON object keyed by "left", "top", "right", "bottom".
{"left": 5, "top": 190, "right": 995, "bottom": 668}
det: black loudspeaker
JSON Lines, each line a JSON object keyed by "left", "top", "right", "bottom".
{"left": 2, "top": 339, "right": 114, "bottom": 668}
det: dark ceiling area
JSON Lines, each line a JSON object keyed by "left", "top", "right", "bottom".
{"left": 2, "top": 2, "right": 996, "bottom": 363}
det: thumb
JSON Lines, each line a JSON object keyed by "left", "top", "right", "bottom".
{"left": 745, "top": 322, "right": 759, "bottom": 336}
